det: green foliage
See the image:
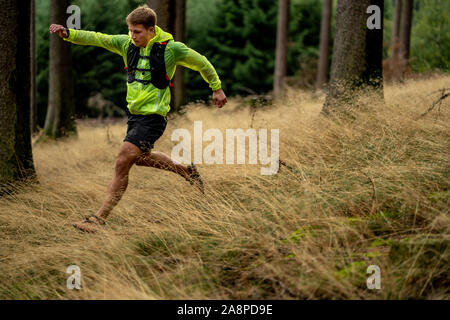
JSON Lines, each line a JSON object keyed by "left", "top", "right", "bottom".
{"left": 185, "top": 0, "right": 222, "bottom": 102}
{"left": 410, "top": 0, "right": 450, "bottom": 72}
{"left": 196, "top": 0, "right": 278, "bottom": 97}
{"left": 35, "top": 0, "right": 448, "bottom": 122}
{"left": 383, "top": 0, "right": 450, "bottom": 72}
{"left": 370, "top": 238, "right": 394, "bottom": 248}
{"left": 281, "top": 225, "right": 321, "bottom": 244}
{"left": 427, "top": 190, "right": 450, "bottom": 203}
{"left": 335, "top": 261, "right": 367, "bottom": 281}
{"left": 185, "top": 0, "right": 323, "bottom": 102}
{"left": 287, "top": 0, "right": 322, "bottom": 84}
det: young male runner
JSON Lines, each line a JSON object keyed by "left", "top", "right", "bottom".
{"left": 49, "top": 5, "right": 227, "bottom": 233}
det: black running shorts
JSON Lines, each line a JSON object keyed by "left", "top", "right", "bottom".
{"left": 123, "top": 114, "right": 167, "bottom": 153}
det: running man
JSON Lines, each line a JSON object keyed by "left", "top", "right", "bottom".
{"left": 49, "top": 5, "right": 227, "bottom": 233}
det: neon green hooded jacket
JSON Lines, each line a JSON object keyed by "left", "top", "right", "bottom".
{"left": 64, "top": 26, "right": 222, "bottom": 117}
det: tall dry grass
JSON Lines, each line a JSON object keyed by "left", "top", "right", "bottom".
{"left": 0, "top": 75, "right": 449, "bottom": 299}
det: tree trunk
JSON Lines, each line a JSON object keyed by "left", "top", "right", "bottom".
{"left": 147, "top": 0, "right": 186, "bottom": 111}
{"left": 30, "top": 0, "right": 38, "bottom": 134}
{"left": 322, "top": 0, "right": 384, "bottom": 115}
{"left": 0, "top": 0, "right": 37, "bottom": 193}
{"left": 273, "top": 0, "right": 290, "bottom": 99}
{"left": 400, "top": 0, "right": 413, "bottom": 62}
{"left": 387, "top": 0, "right": 403, "bottom": 80}
{"left": 43, "top": 0, "right": 76, "bottom": 139}
{"left": 173, "top": 0, "right": 186, "bottom": 109}
{"left": 147, "top": 0, "right": 174, "bottom": 31}
{"left": 392, "top": 0, "right": 402, "bottom": 53}
{"left": 316, "top": 0, "right": 332, "bottom": 90}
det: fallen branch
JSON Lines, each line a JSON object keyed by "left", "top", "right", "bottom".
{"left": 418, "top": 88, "right": 449, "bottom": 119}
{"left": 425, "top": 87, "right": 450, "bottom": 97}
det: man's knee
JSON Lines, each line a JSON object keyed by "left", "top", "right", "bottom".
{"left": 115, "top": 154, "right": 137, "bottom": 174}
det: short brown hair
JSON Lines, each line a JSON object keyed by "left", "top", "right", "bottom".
{"left": 126, "top": 5, "right": 157, "bottom": 29}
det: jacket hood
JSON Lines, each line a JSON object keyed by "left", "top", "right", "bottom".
{"left": 129, "top": 26, "right": 174, "bottom": 48}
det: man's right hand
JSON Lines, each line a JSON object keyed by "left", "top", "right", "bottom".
{"left": 49, "top": 24, "right": 68, "bottom": 38}
{"left": 212, "top": 89, "right": 227, "bottom": 108}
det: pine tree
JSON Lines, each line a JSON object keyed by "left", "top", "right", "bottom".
{"left": 323, "top": 0, "right": 384, "bottom": 115}
{"left": 0, "top": 0, "right": 37, "bottom": 193}
{"left": 388, "top": 0, "right": 404, "bottom": 81}
{"left": 31, "top": 0, "right": 38, "bottom": 134}
{"left": 185, "top": 0, "right": 322, "bottom": 101}
{"left": 42, "top": 0, "right": 76, "bottom": 139}
{"left": 274, "top": 0, "right": 290, "bottom": 99}
{"left": 316, "top": 0, "right": 332, "bottom": 89}
{"left": 392, "top": 0, "right": 402, "bottom": 59}
{"left": 400, "top": 0, "right": 413, "bottom": 63}
{"left": 208, "top": 0, "right": 278, "bottom": 95}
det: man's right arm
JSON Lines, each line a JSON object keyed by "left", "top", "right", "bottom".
{"left": 49, "top": 24, "right": 128, "bottom": 57}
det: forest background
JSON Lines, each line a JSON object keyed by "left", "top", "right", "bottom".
{"left": 34, "top": 0, "right": 449, "bottom": 126}
{"left": 1, "top": 0, "right": 449, "bottom": 300}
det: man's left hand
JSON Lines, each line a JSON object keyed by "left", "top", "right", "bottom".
{"left": 213, "top": 89, "right": 227, "bottom": 108}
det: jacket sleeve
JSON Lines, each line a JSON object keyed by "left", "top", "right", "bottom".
{"left": 63, "top": 29, "right": 129, "bottom": 57}
{"left": 171, "top": 42, "right": 222, "bottom": 91}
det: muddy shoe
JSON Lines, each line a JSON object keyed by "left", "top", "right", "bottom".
{"left": 186, "top": 163, "right": 204, "bottom": 194}
{"left": 73, "top": 215, "right": 106, "bottom": 233}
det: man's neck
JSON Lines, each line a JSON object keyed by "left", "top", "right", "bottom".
{"left": 142, "top": 31, "right": 156, "bottom": 47}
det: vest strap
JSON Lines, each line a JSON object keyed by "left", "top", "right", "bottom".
{"left": 125, "top": 40, "right": 172, "bottom": 89}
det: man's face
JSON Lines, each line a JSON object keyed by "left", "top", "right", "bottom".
{"left": 128, "top": 24, "right": 154, "bottom": 47}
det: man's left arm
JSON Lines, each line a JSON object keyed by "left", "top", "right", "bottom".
{"left": 172, "top": 42, "right": 227, "bottom": 108}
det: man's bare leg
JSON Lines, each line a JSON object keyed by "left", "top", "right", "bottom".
{"left": 136, "top": 151, "right": 204, "bottom": 193}
{"left": 135, "top": 151, "right": 190, "bottom": 179}
{"left": 73, "top": 142, "right": 142, "bottom": 232}
{"left": 96, "top": 142, "right": 143, "bottom": 219}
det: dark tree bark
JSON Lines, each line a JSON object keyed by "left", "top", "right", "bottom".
{"left": 173, "top": 0, "right": 186, "bottom": 109}
{"left": 0, "top": 0, "right": 37, "bottom": 192}
{"left": 316, "top": 0, "right": 332, "bottom": 90}
{"left": 147, "top": 0, "right": 174, "bottom": 32}
{"left": 43, "top": 0, "right": 76, "bottom": 139}
{"left": 364, "top": 1, "right": 384, "bottom": 88}
{"left": 147, "top": 0, "right": 186, "bottom": 111}
{"left": 400, "top": 0, "right": 413, "bottom": 62}
{"left": 273, "top": 0, "right": 290, "bottom": 99}
{"left": 387, "top": 0, "right": 403, "bottom": 81}
{"left": 392, "top": 0, "right": 402, "bottom": 51}
{"left": 30, "top": 0, "right": 38, "bottom": 134}
{"left": 322, "top": 0, "right": 384, "bottom": 115}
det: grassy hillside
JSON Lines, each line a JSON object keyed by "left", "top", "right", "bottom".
{"left": 0, "top": 75, "right": 449, "bottom": 299}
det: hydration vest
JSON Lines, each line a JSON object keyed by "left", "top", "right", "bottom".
{"left": 125, "top": 40, "right": 173, "bottom": 89}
